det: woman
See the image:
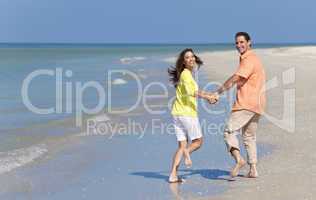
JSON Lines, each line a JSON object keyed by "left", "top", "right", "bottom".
{"left": 168, "top": 48, "right": 217, "bottom": 183}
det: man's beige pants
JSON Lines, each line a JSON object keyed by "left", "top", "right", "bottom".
{"left": 224, "top": 109, "right": 260, "bottom": 164}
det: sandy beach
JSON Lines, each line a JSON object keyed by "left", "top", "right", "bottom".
{"left": 197, "top": 46, "right": 316, "bottom": 200}
{"left": 0, "top": 45, "right": 315, "bottom": 199}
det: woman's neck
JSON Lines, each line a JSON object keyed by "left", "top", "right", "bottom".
{"left": 185, "top": 66, "right": 193, "bottom": 72}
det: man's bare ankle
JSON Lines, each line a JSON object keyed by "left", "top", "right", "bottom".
{"left": 249, "top": 163, "right": 257, "bottom": 168}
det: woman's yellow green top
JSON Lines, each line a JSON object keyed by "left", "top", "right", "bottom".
{"left": 171, "top": 68, "right": 198, "bottom": 117}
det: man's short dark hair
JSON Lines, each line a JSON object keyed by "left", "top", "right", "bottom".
{"left": 235, "top": 32, "right": 251, "bottom": 41}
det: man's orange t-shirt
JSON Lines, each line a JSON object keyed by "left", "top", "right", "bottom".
{"left": 232, "top": 50, "right": 266, "bottom": 115}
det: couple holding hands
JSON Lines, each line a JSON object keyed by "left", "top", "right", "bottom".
{"left": 168, "top": 32, "right": 266, "bottom": 183}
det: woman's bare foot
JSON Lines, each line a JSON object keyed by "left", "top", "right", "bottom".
{"left": 168, "top": 175, "right": 184, "bottom": 183}
{"left": 169, "top": 172, "right": 177, "bottom": 182}
{"left": 230, "top": 158, "right": 246, "bottom": 177}
{"left": 183, "top": 148, "right": 192, "bottom": 168}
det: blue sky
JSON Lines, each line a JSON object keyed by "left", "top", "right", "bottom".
{"left": 1, "top": 0, "right": 316, "bottom": 43}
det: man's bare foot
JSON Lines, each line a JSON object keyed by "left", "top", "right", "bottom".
{"left": 230, "top": 158, "right": 246, "bottom": 177}
{"left": 247, "top": 166, "right": 258, "bottom": 178}
{"left": 183, "top": 149, "right": 192, "bottom": 168}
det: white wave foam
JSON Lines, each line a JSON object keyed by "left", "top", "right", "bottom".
{"left": 163, "top": 56, "right": 176, "bottom": 63}
{"left": 112, "top": 78, "right": 127, "bottom": 85}
{"left": 77, "top": 113, "right": 111, "bottom": 137}
{"left": 134, "top": 56, "right": 146, "bottom": 60}
{"left": 0, "top": 144, "right": 48, "bottom": 174}
{"left": 91, "top": 113, "right": 110, "bottom": 122}
{"left": 120, "top": 56, "right": 146, "bottom": 64}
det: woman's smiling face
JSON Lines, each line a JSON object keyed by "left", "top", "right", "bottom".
{"left": 183, "top": 51, "right": 196, "bottom": 69}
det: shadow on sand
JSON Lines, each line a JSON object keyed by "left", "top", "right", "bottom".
{"left": 130, "top": 168, "right": 240, "bottom": 182}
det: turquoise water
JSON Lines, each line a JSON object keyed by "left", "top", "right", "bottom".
{"left": 0, "top": 43, "right": 285, "bottom": 199}
{"left": 0, "top": 42, "right": 306, "bottom": 127}
{"left": 0, "top": 44, "right": 236, "bottom": 140}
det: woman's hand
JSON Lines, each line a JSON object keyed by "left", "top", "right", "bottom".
{"left": 207, "top": 93, "right": 219, "bottom": 104}
{"left": 195, "top": 90, "right": 219, "bottom": 104}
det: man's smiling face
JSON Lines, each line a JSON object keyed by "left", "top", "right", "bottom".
{"left": 235, "top": 35, "right": 251, "bottom": 55}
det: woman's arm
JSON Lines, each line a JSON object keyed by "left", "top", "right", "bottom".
{"left": 195, "top": 90, "right": 219, "bottom": 103}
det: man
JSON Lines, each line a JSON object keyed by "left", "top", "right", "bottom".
{"left": 212, "top": 32, "right": 266, "bottom": 178}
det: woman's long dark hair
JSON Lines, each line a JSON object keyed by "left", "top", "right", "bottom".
{"left": 168, "top": 48, "right": 203, "bottom": 88}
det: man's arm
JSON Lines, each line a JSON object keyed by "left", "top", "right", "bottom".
{"left": 195, "top": 74, "right": 246, "bottom": 103}
{"left": 216, "top": 74, "right": 246, "bottom": 95}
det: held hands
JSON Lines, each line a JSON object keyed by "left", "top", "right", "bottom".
{"left": 206, "top": 93, "right": 219, "bottom": 104}
{"left": 195, "top": 90, "right": 219, "bottom": 104}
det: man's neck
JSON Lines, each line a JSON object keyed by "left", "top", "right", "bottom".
{"left": 241, "top": 48, "right": 251, "bottom": 55}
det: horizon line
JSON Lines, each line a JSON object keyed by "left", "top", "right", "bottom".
{"left": 1, "top": 42, "right": 316, "bottom": 45}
